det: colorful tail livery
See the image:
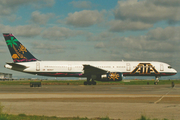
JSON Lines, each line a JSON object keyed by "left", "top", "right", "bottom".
{"left": 3, "top": 33, "right": 37, "bottom": 62}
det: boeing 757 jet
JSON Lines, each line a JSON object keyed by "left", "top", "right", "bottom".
{"left": 3, "top": 33, "right": 177, "bottom": 85}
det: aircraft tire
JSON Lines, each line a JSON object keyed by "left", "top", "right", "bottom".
{"left": 84, "top": 81, "right": 88, "bottom": 85}
{"left": 92, "top": 82, "right": 96, "bottom": 85}
{"left": 154, "top": 82, "right": 158, "bottom": 85}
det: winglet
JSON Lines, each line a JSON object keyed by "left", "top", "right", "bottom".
{"left": 3, "top": 33, "right": 38, "bottom": 62}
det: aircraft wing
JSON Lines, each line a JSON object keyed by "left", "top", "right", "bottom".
{"left": 6, "top": 63, "right": 28, "bottom": 69}
{"left": 83, "top": 65, "right": 108, "bottom": 75}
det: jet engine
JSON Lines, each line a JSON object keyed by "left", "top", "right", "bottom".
{"left": 100, "top": 72, "right": 123, "bottom": 81}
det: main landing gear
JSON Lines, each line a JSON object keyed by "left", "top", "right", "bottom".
{"left": 154, "top": 76, "right": 160, "bottom": 85}
{"left": 84, "top": 76, "right": 96, "bottom": 85}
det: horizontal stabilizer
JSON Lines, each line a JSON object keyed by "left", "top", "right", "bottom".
{"left": 83, "top": 65, "right": 107, "bottom": 75}
{"left": 6, "top": 62, "right": 28, "bottom": 69}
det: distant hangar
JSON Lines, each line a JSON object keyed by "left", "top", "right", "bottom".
{"left": 0, "top": 72, "right": 12, "bottom": 80}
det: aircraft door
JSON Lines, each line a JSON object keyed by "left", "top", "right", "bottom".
{"left": 36, "top": 62, "right": 40, "bottom": 71}
{"left": 68, "top": 64, "right": 72, "bottom": 71}
{"left": 160, "top": 64, "right": 164, "bottom": 71}
{"left": 126, "top": 63, "right": 131, "bottom": 71}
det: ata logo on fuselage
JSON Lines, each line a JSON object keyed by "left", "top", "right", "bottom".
{"left": 131, "top": 63, "right": 159, "bottom": 75}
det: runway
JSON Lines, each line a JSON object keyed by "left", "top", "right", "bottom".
{"left": 0, "top": 84, "right": 180, "bottom": 120}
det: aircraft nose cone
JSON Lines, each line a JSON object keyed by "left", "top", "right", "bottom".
{"left": 173, "top": 69, "right": 177, "bottom": 74}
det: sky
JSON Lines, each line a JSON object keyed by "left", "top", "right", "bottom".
{"left": 0, "top": 0, "right": 180, "bottom": 79}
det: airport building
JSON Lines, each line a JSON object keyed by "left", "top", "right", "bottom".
{"left": 0, "top": 72, "right": 12, "bottom": 80}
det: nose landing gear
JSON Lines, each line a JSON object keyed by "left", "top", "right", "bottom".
{"left": 154, "top": 76, "right": 160, "bottom": 85}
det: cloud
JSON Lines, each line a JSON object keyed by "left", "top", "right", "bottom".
{"left": 92, "top": 26, "right": 180, "bottom": 64}
{"left": 41, "top": 26, "right": 85, "bottom": 40}
{"left": 0, "top": 40, "right": 8, "bottom": 53}
{"left": 66, "top": 10, "right": 104, "bottom": 27}
{"left": 31, "top": 41, "right": 64, "bottom": 54}
{"left": 33, "top": 0, "right": 55, "bottom": 8}
{"left": 87, "top": 31, "right": 116, "bottom": 41}
{"left": 69, "top": 1, "right": 92, "bottom": 9}
{"left": 152, "top": 0, "right": 180, "bottom": 7}
{"left": 0, "top": 49, "right": 6, "bottom": 53}
{"left": 0, "top": 41, "right": 5, "bottom": 46}
{"left": 146, "top": 26, "right": 180, "bottom": 41}
{"left": 107, "top": 38, "right": 178, "bottom": 62}
{"left": 94, "top": 42, "right": 105, "bottom": 49}
{"left": 6, "top": 14, "right": 22, "bottom": 22}
{"left": 114, "top": 0, "right": 180, "bottom": 24}
{"left": 0, "top": 24, "right": 43, "bottom": 37}
{"left": 109, "top": 20, "right": 153, "bottom": 32}
{"left": 0, "top": 0, "right": 55, "bottom": 16}
{"left": 111, "top": 26, "right": 180, "bottom": 53}
{"left": 116, "top": 37, "right": 176, "bottom": 53}
{"left": 31, "top": 11, "right": 55, "bottom": 25}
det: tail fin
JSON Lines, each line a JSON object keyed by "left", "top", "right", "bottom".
{"left": 3, "top": 33, "right": 38, "bottom": 62}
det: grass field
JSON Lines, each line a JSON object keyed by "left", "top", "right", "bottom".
{"left": 0, "top": 104, "right": 147, "bottom": 120}
{"left": 0, "top": 79, "right": 179, "bottom": 85}
{"left": 0, "top": 114, "right": 111, "bottom": 120}
{"left": 0, "top": 103, "right": 170, "bottom": 120}
{"left": 0, "top": 114, "right": 169, "bottom": 120}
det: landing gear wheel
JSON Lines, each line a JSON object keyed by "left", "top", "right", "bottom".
{"left": 154, "top": 76, "right": 160, "bottom": 85}
{"left": 84, "top": 75, "right": 97, "bottom": 85}
{"left": 154, "top": 82, "right": 158, "bottom": 85}
{"left": 84, "top": 77, "right": 97, "bottom": 85}
{"left": 84, "top": 81, "right": 88, "bottom": 85}
{"left": 92, "top": 81, "right": 96, "bottom": 85}
{"left": 84, "top": 81, "right": 92, "bottom": 85}
{"left": 88, "top": 82, "right": 92, "bottom": 85}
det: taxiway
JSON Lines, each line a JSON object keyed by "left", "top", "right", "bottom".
{"left": 0, "top": 85, "right": 180, "bottom": 120}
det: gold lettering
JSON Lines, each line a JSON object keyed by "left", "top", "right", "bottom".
{"left": 130, "top": 63, "right": 159, "bottom": 75}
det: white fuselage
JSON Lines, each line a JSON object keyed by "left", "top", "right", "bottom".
{"left": 5, "top": 61, "right": 177, "bottom": 78}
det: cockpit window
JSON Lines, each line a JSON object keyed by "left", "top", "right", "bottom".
{"left": 168, "top": 66, "right": 172, "bottom": 69}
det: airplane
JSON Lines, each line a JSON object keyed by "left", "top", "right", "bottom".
{"left": 3, "top": 33, "right": 177, "bottom": 85}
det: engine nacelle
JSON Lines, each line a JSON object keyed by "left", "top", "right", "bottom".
{"left": 100, "top": 72, "right": 123, "bottom": 81}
